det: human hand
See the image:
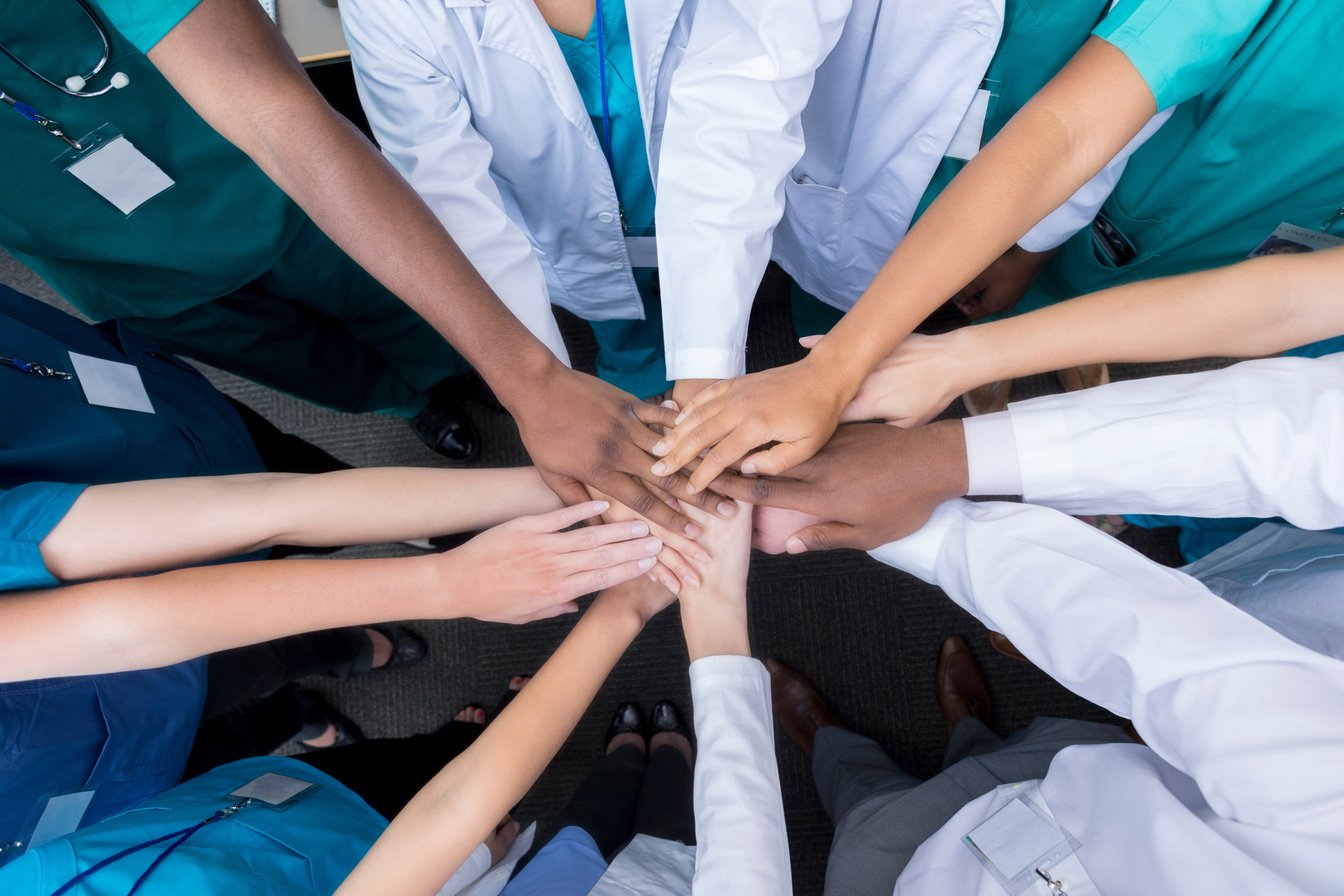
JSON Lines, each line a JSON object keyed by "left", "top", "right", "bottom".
{"left": 443, "top": 501, "right": 660, "bottom": 622}
{"left": 678, "top": 498, "right": 754, "bottom": 659}
{"left": 952, "top": 244, "right": 1056, "bottom": 321}
{"left": 510, "top": 368, "right": 730, "bottom": 538}
{"left": 711, "top": 422, "right": 969, "bottom": 553}
{"left": 650, "top": 357, "right": 853, "bottom": 495}
{"left": 594, "top": 571, "right": 679, "bottom": 626}
{"left": 800, "top": 331, "right": 971, "bottom": 428}
{"left": 485, "top": 816, "right": 522, "bottom": 866}
{"left": 586, "top": 484, "right": 709, "bottom": 595}
{"left": 672, "top": 378, "right": 718, "bottom": 410}
{"left": 752, "top": 505, "right": 826, "bottom": 554}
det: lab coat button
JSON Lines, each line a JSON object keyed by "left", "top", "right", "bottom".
{"left": 598, "top": 212, "right": 615, "bottom": 223}
{"left": 609, "top": 261, "right": 624, "bottom": 270}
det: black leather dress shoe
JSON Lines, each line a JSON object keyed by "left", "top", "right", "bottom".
{"left": 366, "top": 624, "right": 429, "bottom": 671}
{"left": 409, "top": 396, "right": 480, "bottom": 461}
{"left": 650, "top": 700, "right": 691, "bottom": 740}
{"left": 606, "top": 702, "right": 645, "bottom": 750}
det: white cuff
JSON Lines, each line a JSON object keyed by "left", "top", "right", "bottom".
{"left": 665, "top": 348, "right": 747, "bottom": 382}
{"left": 867, "top": 499, "right": 965, "bottom": 584}
{"left": 963, "top": 412, "right": 1023, "bottom": 496}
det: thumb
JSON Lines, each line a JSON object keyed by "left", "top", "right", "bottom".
{"left": 798, "top": 334, "right": 824, "bottom": 350}
{"left": 786, "top": 521, "right": 856, "bottom": 554}
{"left": 740, "top": 438, "right": 821, "bottom": 478}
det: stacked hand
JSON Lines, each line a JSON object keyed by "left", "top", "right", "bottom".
{"left": 800, "top": 331, "right": 970, "bottom": 428}
{"left": 444, "top": 501, "right": 662, "bottom": 622}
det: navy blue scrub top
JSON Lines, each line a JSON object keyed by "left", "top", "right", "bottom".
{"left": 0, "top": 283, "right": 264, "bottom": 861}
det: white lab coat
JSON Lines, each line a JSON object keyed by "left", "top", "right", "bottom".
{"left": 656, "top": 0, "right": 1171, "bottom": 379}
{"left": 341, "top": 0, "right": 707, "bottom": 366}
{"left": 868, "top": 355, "right": 1344, "bottom": 895}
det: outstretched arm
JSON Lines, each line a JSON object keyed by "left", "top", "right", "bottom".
{"left": 837, "top": 247, "right": 1344, "bottom": 427}
{"left": 678, "top": 500, "right": 792, "bottom": 895}
{"left": 143, "top": 0, "right": 713, "bottom": 537}
{"left": 336, "top": 577, "right": 675, "bottom": 896}
{"left": 40, "top": 466, "right": 561, "bottom": 582}
{"left": 1, "top": 501, "right": 660, "bottom": 681}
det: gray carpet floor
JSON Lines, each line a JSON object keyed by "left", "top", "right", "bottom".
{"left": 3, "top": 251, "right": 1211, "bottom": 894}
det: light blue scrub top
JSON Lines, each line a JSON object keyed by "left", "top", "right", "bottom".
{"left": 553, "top": 0, "right": 671, "bottom": 398}
{"left": 0, "top": 757, "right": 385, "bottom": 895}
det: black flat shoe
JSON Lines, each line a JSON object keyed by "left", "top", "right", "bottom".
{"left": 606, "top": 702, "right": 645, "bottom": 750}
{"left": 650, "top": 700, "right": 691, "bottom": 740}
{"left": 366, "top": 624, "right": 429, "bottom": 671}
{"left": 409, "top": 395, "right": 480, "bottom": 461}
{"left": 292, "top": 689, "right": 365, "bottom": 753}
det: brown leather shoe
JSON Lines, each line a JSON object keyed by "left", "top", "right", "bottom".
{"left": 936, "top": 636, "right": 997, "bottom": 736}
{"left": 962, "top": 379, "right": 1012, "bottom": 416}
{"left": 1056, "top": 363, "right": 1111, "bottom": 393}
{"left": 987, "top": 631, "right": 1028, "bottom": 664}
{"left": 765, "top": 658, "right": 841, "bottom": 755}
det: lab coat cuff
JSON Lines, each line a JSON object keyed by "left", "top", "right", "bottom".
{"left": 964, "top": 413, "right": 1023, "bottom": 496}
{"left": 1016, "top": 227, "right": 1075, "bottom": 254}
{"left": 1007, "top": 399, "right": 1080, "bottom": 504}
{"left": 665, "top": 348, "right": 747, "bottom": 381}
{"left": 690, "top": 654, "right": 769, "bottom": 686}
{"left": 868, "top": 500, "right": 966, "bottom": 584}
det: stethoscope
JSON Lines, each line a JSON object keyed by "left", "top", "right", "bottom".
{"left": 0, "top": 0, "right": 129, "bottom": 97}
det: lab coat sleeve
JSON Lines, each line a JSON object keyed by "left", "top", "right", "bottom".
{"left": 688, "top": 655, "right": 792, "bottom": 895}
{"left": 1016, "top": 106, "right": 1173, "bottom": 252}
{"left": 340, "top": 0, "right": 570, "bottom": 365}
{"left": 1003, "top": 354, "right": 1344, "bottom": 528}
{"left": 655, "top": 0, "right": 851, "bottom": 381}
{"left": 871, "top": 499, "right": 1344, "bottom": 839}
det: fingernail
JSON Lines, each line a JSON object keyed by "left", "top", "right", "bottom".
{"left": 593, "top": 500, "right": 609, "bottom": 512}
{"left": 786, "top": 537, "right": 807, "bottom": 554}
{"left": 651, "top": 462, "right": 668, "bottom": 476}
{"left": 638, "top": 557, "right": 656, "bottom": 570}
{"left": 741, "top": 463, "right": 758, "bottom": 476}
{"left": 652, "top": 441, "right": 668, "bottom": 456}
{"left": 685, "top": 482, "right": 698, "bottom": 496}
{"left": 694, "top": 551, "right": 710, "bottom": 565}
{"left": 717, "top": 501, "right": 735, "bottom": 516}
{"left": 666, "top": 577, "right": 681, "bottom": 595}
{"left": 630, "top": 522, "right": 650, "bottom": 537}
{"left": 648, "top": 572, "right": 658, "bottom": 582}
{"left": 661, "top": 400, "right": 678, "bottom": 410}
{"left": 682, "top": 573, "right": 701, "bottom": 588}
{"left": 684, "top": 522, "right": 704, "bottom": 538}
{"left": 644, "top": 538, "right": 663, "bottom": 553}
{"left": 674, "top": 413, "right": 687, "bottom": 425}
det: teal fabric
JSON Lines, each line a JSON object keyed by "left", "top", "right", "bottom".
{"left": 94, "top": 0, "right": 202, "bottom": 53}
{"left": 1094, "top": 0, "right": 1273, "bottom": 111}
{"left": 0, "top": 757, "right": 386, "bottom": 895}
{"left": 502, "top": 826, "right": 609, "bottom": 896}
{"left": 553, "top": 0, "right": 670, "bottom": 398}
{"left": 0, "top": 483, "right": 86, "bottom": 591}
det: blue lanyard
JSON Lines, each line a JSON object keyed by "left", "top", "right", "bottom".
{"left": 0, "top": 87, "right": 82, "bottom": 149}
{"left": 49, "top": 799, "right": 250, "bottom": 896}
{"left": 593, "top": 0, "right": 614, "bottom": 170}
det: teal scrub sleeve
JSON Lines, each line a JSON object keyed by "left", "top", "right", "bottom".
{"left": 1094, "top": 0, "right": 1273, "bottom": 110}
{"left": 94, "top": 0, "right": 204, "bottom": 53}
{"left": 0, "top": 483, "right": 88, "bottom": 591}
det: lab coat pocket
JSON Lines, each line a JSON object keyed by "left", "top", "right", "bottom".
{"left": 778, "top": 176, "right": 849, "bottom": 268}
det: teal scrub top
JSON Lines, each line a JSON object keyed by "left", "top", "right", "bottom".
{"left": 1018, "top": 0, "right": 1344, "bottom": 311}
{"left": 0, "top": 757, "right": 386, "bottom": 896}
{"left": 0, "top": 483, "right": 85, "bottom": 592}
{"left": 0, "top": 0, "right": 305, "bottom": 319}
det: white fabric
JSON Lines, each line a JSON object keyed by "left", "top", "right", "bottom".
{"left": 870, "top": 499, "right": 1344, "bottom": 896}
{"left": 584, "top": 655, "right": 790, "bottom": 895}
{"left": 962, "top": 412, "right": 1022, "bottom": 496}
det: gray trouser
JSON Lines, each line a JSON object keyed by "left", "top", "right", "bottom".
{"left": 814, "top": 718, "right": 1130, "bottom": 896}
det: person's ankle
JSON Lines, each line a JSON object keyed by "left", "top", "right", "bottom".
{"left": 607, "top": 732, "right": 645, "bottom": 755}
{"left": 650, "top": 730, "right": 692, "bottom": 766}
{"left": 366, "top": 627, "right": 393, "bottom": 669}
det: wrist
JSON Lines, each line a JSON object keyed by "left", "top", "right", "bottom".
{"left": 925, "top": 419, "right": 971, "bottom": 499}
{"left": 944, "top": 325, "right": 996, "bottom": 396}
{"left": 495, "top": 351, "right": 567, "bottom": 415}
{"left": 680, "top": 595, "right": 750, "bottom": 660}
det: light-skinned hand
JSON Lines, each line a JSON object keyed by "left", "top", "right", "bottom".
{"left": 800, "top": 331, "right": 970, "bottom": 428}
{"left": 444, "top": 501, "right": 660, "bottom": 622}
{"left": 751, "top": 505, "right": 827, "bottom": 554}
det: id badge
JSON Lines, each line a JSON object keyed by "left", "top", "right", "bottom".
{"left": 228, "top": 772, "right": 319, "bottom": 812}
{"left": 58, "top": 123, "right": 174, "bottom": 215}
{"left": 68, "top": 352, "right": 156, "bottom": 413}
{"left": 13, "top": 788, "right": 97, "bottom": 855}
{"left": 1248, "top": 222, "right": 1344, "bottom": 258}
{"left": 963, "top": 784, "right": 1080, "bottom": 895}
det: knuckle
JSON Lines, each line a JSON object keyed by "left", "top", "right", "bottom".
{"left": 579, "top": 531, "right": 597, "bottom": 549}
{"left": 591, "top": 569, "right": 611, "bottom": 590}
{"left": 809, "top": 529, "right": 835, "bottom": 552}
{"left": 595, "top": 548, "right": 612, "bottom": 566}
{"left": 750, "top": 478, "right": 773, "bottom": 502}
{"left": 597, "top": 437, "right": 622, "bottom": 462}
{"left": 630, "top": 492, "right": 658, "bottom": 518}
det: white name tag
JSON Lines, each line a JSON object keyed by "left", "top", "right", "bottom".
{"left": 625, "top": 236, "right": 658, "bottom": 268}
{"left": 68, "top": 352, "right": 156, "bottom": 414}
{"left": 946, "top": 88, "right": 992, "bottom": 162}
{"left": 66, "top": 134, "right": 174, "bottom": 215}
{"left": 229, "top": 773, "right": 317, "bottom": 806}
{"left": 1248, "top": 222, "right": 1344, "bottom": 258}
{"left": 26, "top": 790, "right": 96, "bottom": 850}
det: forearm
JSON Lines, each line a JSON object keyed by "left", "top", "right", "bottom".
{"left": 809, "top": 38, "right": 1156, "bottom": 390}
{"left": 40, "top": 467, "right": 560, "bottom": 582}
{"left": 0, "top": 553, "right": 444, "bottom": 681}
{"left": 337, "top": 590, "right": 647, "bottom": 895}
{"left": 150, "top": 0, "right": 559, "bottom": 406}
{"left": 953, "top": 251, "right": 1344, "bottom": 387}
